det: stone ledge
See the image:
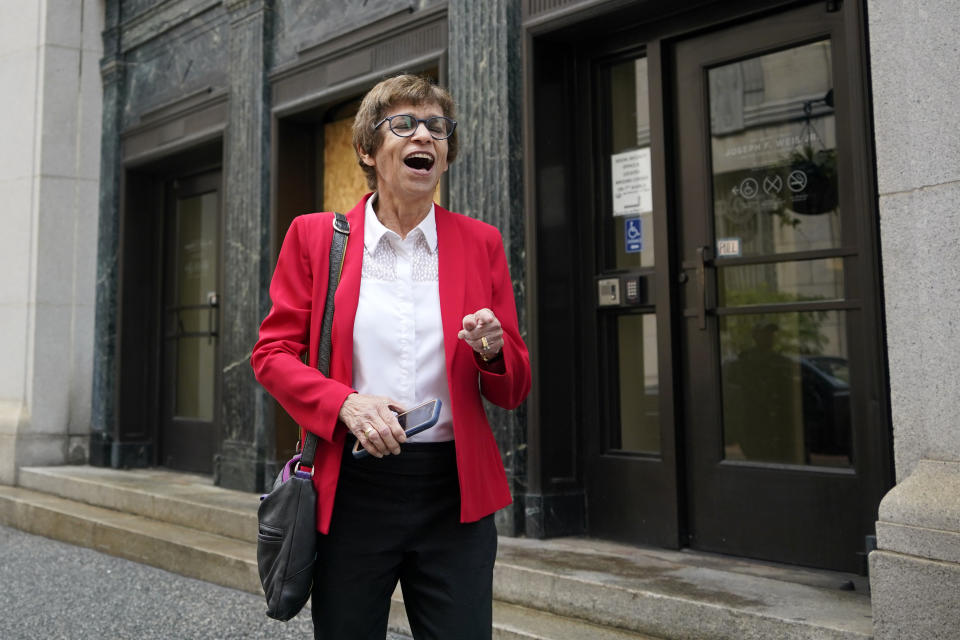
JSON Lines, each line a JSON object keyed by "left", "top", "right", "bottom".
{"left": 876, "top": 521, "right": 960, "bottom": 566}
{"left": 876, "top": 460, "right": 960, "bottom": 560}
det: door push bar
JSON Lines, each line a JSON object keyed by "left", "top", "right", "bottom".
{"left": 695, "top": 245, "right": 712, "bottom": 330}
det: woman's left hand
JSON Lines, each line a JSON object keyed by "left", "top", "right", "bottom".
{"left": 458, "top": 308, "right": 503, "bottom": 360}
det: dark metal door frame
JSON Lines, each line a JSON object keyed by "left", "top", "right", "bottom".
{"left": 672, "top": 2, "right": 891, "bottom": 571}
{"left": 159, "top": 170, "right": 223, "bottom": 474}
{"left": 574, "top": 39, "right": 682, "bottom": 547}
{"left": 525, "top": 0, "right": 890, "bottom": 567}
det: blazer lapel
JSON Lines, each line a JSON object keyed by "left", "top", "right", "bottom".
{"left": 330, "top": 195, "right": 369, "bottom": 386}
{"left": 436, "top": 205, "right": 465, "bottom": 376}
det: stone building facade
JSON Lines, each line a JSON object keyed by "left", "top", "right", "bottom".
{"left": 1, "top": 1, "right": 958, "bottom": 637}
{"left": 0, "top": 0, "right": 103, "bottom": 484}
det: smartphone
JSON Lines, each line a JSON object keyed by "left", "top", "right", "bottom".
{"left": 352, "top": 399, "right": 442, "bottom": 459}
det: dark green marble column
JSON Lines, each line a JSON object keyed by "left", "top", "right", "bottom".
{"left": 447, "top": 0, "right": 527, "bottom": 535}
{"left": 216, "top": 0, "right": 274, "bottom": 492}
{"left": 90, "top": 0, "right": 124, "bottom": 466}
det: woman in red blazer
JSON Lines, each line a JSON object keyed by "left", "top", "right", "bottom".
{"left": 251, "top": 75, "right": 530, "bottom": 639}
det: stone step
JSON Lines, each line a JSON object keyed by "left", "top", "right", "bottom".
{"left": 0, "top": 483, "right": 655, "bottom": 639}
{"left": 495, "top": 537, "right": 874, "bottom": 640}
{"left": 389, "top": 595, "right": 659, "bottom": 640}
{"left": 0, "top": 485, "right": 259, "bottom": 593}
{"left": 17, "top": 466, "right": 258, "bottom": 542}
{"left": 6, "top": 467, "right": 875, "bottom": 639}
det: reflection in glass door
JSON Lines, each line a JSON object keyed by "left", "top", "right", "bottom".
{"left": 675, "top": 3, "right": 890, "bottom": 571}
{"left": 603, "top": 55, "right": 660, "bottom": 455}
{"left": 709, "top": 42, "right": 852, "bottom": 469}
{"left": 161, "top": 172, "right": 221, "bottom": 474}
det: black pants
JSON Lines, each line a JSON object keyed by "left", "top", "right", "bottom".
{"left": 311, "top": 441, "right": 497, "bottom": 640}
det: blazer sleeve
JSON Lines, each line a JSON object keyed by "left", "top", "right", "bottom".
{"left": 250, "top": 216, "right": 355, "bottom": 442}
{"left": 476, "top": 229, "right": 532, "bottom": 410}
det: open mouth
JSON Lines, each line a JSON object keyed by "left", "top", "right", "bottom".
{"left": 404, "top": 152, "right": 435, "bottom": 171}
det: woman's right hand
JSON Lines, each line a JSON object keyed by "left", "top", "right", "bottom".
{"left": 339, "top": 393, "right": 407, "bottom": 458}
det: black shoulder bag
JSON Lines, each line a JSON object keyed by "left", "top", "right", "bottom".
{"left": 257, "top": 211, "right": 350, "bottom": 621}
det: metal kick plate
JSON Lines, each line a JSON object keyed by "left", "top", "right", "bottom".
{"left": 597, "top": 277, "right": 621, "bottom": 306}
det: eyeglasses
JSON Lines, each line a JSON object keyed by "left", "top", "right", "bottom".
{"left": 373, "top": 114, "right": 457, "bottom": 140}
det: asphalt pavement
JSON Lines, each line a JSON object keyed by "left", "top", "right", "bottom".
{"left": 0, "top": 524, "right": 411, "bottom": 640}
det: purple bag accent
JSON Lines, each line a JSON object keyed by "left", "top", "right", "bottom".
{"left": 281, "top": 454, "right": 302, "bottom": 483}
{"left": 260, "top": 454, "right": 305, "bottom": 500}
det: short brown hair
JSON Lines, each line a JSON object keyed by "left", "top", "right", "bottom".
{"left": 352, "top": 74, "right": 458, "bottom": 191}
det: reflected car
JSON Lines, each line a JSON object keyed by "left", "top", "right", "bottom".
{"left": 799, "top": 355, "right": 851, "bottom": 462}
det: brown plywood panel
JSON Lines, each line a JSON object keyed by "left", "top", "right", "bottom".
{"left": 323, "top": 117, "right": 369, "bottom": 213}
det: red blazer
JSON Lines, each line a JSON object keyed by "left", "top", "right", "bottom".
{"left": 251, "top": 194, "right": 531, "bottom": 533}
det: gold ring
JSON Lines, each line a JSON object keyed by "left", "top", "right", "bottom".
{"left": 481, "top": 336, "right": 490, "bottom": 351}
{"left": 364, "top": 427, "right": 376, "bottom": 439}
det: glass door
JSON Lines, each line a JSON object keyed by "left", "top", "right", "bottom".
{"left": 583, "top": 47, "right": 680, "bottom": 547}
{"left": 673, "top": 4, "right": 890, "bottom": 571}
{"left": 160, "top": 171, "right": 222, "bottom": 474}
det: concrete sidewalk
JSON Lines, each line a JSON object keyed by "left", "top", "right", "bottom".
{"left": 0, "top": 524, "right": 410, "bottom": 640}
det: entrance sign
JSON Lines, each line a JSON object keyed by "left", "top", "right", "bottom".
{"left": 625, "top": 217, "right": 643, "bottom": 253}
{"left": 612, "top": 147, "right": 653, "bottom": 216}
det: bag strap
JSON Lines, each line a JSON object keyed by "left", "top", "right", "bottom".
{"left": 300, "top": 212, "right": 350, "bottom": 471}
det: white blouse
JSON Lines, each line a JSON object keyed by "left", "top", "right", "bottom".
{"left": 350, "top": 195, "right": 454, "bottom": 442}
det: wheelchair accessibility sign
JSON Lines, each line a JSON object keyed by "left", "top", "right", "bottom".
{"left": 625, "top": 217, "right": 643, "bottom": 254}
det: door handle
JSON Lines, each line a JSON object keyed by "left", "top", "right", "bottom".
{"left": 207, "top": 291, "right": 219, "bottom": 341}
{"left": 696, "top": 246, "right": 709, "bottom": 330}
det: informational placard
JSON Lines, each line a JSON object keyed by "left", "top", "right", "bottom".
{"left": 612, "top": 148, "right": 652, "bottom": 217}
{"left": 625, "top": 217, "right": 643, "bottom": 254}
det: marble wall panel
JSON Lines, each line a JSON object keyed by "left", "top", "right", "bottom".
{"left": 121, "top": 12, "right": 230, "bottom": 130}
{"left": 122, "top": 0, "right": 165, "bottom": 22}
{"left": 90, "top": 60, "right": 123, "bottom": 439}
{"left": 218, "top": 1, "right": 272, "bottom": 490}
{"left": 447, "top": 0, "right": 526, "bottom": 534}
{"left": 271, "top": 0, "right": 443, "bottom": 68}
